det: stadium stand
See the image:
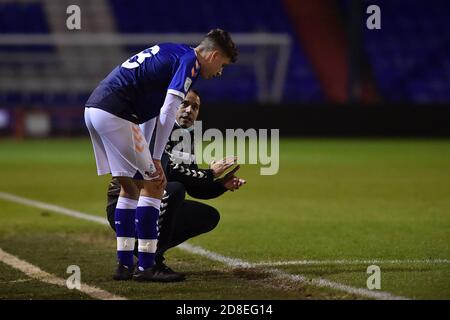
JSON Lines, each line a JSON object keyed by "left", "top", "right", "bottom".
{"left": 359, "top": 0, "right": 450, "bottom": 103}
{"left": 0, "top": 0, "right": 449, "bottom": 108}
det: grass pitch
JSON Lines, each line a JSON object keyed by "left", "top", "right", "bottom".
{"left": 0, "top": 138, "right": 449, "bottom": 299}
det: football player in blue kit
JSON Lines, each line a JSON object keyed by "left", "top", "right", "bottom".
{"left": 84, "top": 29, "right": 238, "bottom": 281}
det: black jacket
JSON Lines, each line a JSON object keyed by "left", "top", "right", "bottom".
{"left": 163, "top": 123, "right": 227, "bottom": 199}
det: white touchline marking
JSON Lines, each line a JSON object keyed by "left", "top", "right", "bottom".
{"left": 0, "top": 191, "right": 414, "bottom": 300}
{"left": 0, "top": 248, "right": 126, "bottom": 300}
{"left": 0, "top": 192, "right": 109, "bottom": 226}
{"left": 2, "top": 279, "right": 32, "bottom": 284}
{"left": 177, "top": 243, "right": 410, "bottom": 300}
{"left": 251, "top": 259, "right": 450, "bottom": 266}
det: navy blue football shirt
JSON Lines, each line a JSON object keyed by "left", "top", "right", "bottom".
{"left": 86, "top": 43, "right": 200, "bottom": 124}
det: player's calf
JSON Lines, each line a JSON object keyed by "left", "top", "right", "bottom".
{"left": 114, "top": 195, "right": 138, "bottom": 279}
{"left": 134, "top": 180, "right": 165, "bottom": 275}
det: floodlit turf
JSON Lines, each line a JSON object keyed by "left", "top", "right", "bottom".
{"left": 0, "top": 261, "right": 91, "bottom": 300}
{"left": 0, "top": 138, "right": 449, "bottom": 299}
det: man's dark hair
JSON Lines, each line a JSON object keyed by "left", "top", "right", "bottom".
{"left": 189, "top": 89, "right": 201, "bottom": 100}
{"left": 201, "top": 28, "right": 238, "bottom": 63}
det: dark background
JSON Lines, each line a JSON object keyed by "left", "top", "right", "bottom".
{"left": 0, "top": 0, "right": 449, "bottom": 137}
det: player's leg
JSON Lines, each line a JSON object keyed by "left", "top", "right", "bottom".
{"left": 106, "top": 177, "right": 140, "bottom": 259}
{"left": 133, "top": 177, "right": 171, "bottom": 281}
{"left": 86, "top": 107, "right": 151, "bottom": 280}
{"left": 105, "top": 110, "right": 156, "bottom": 229}
{"left": 84, "top": 107, "right": 111, "bottom": 176}
{"left": 106, "top": 179, "right": 186, "bottom": 281}
{"left": 88, "top": 109, "right": 180, "bottom": 281}
{"left": 131, "top": 153, "right": 191, "bottom": 281}
{"left": 130, "top": 117, "right": 161, "bottom": 273}
{"left": 110, "top": 176, "right": 140, "bottom": 280}
{"left": 106, "top": 177, "right": 121, "bottom": 231}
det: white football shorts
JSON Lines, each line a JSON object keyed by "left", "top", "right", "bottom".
{"left": 84, "top": 107, "right": 157, "bottom": 180}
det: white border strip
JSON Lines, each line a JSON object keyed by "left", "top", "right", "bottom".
{"left": 0, "top": 191, "right": 411, "bottom": 300}
{"left": 0, "top": 248, "right": 126, "bottom": 300}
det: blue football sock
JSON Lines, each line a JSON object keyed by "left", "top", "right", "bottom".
{"left": 136, "top": 196, "right": 160, "bottom": 270}
{"left": 115, "top": 197, "right": 138, "bottom": 268}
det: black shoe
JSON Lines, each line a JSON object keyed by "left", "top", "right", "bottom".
{"left": 133, "top": 264, "right": 185, "bottom": 282}
{"left": 154, "top": 263, "right": 186, "bottom": 282}
{"left": 113, "top": 264, "right": 135, "bottom": 281}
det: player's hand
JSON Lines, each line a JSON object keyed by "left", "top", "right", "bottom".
{"left": 219, "top": 165, "right": 246, "bottom": 192}
{"left": 150, "top": 159, "right": 167, "bottom": 189}
{"left": 210, "top": 156, "right": 237, "bottom": 178}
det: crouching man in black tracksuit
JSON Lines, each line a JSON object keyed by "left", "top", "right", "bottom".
{"left": 106, "top": 90, "right": 246, "bottom": 282}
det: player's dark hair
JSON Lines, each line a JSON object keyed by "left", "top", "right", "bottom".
{"left": 201, "top": 29, "right": 238, "bottom": 63}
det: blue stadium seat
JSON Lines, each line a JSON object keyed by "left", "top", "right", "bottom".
{"left": 361, "top": 0, "right": 450, "bottom": 103}
{"left": 0, "top": 3, "right": 49, "bottom": 33}
{"left": 108, "top": 0, "right": 323, "bottom": 103}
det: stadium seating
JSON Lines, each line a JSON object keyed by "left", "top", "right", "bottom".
{"left": 1, "top": 0, "right": 449, "bottom": 105}
{"left": 108, "top": 0, "right": 324, "bottom": 103}
{"left": 360, "top": 0, "right": 450, "bottom": 102}
{"left": 0, "top": 2, "right": 48, "bottom": 33}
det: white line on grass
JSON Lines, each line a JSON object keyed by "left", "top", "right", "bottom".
{"left": 0, "top": 191, "right": 411, "bottom": 300}
{"left": 177, "top": 243, "right": 409, "bottom": 300}
{"left": 0, "top": 247, "right": 126, "bottom": 300}
{"left": 0, "top": 192, "right": 109, "bottom": 225}
{"left": 251, "top": 259, "right": 450, "bottom": 267}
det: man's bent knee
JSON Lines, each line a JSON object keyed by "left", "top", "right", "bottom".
{"left": 209, "top": 207, "right": 221, "bottom": 231}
